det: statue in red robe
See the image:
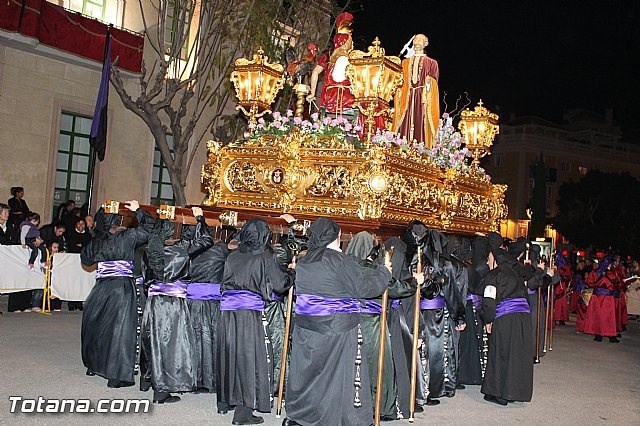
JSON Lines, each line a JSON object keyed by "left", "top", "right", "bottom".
{"left": 307, "top": 12, "right": 355, "bottom": 115}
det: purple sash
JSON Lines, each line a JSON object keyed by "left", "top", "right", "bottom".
{"left": 271, "top": 291, "right": 285, "bottom": 303}
{"left": 96, "top": 260, "right": 133, "bottom": 279}
{"left": 135, "top": 277, "right": 143, "bottom": 286}
{"left": 187, "top": 283, "right": 221, "bottom": 301}
{"left": 613, "top": 290, "right": 621, "bottom": 298}
{"left": 467, "top": 293, "right": 483, "bottom": 311}
{"left": 295, "top": 294, "right": 361, "bottom": 316}
{"left": 220, "top": 290, "right": 265, "bottom": 311}
{"left": 148, "top": 280, "right": 188, "bottom": 298}
{"left": 593, "top": 287, "right": 614, "bottom": 297}
{"left": 527, "top": 288, "right": 537, "bottom": 295}
{"left": 390, "top": 299, "right": 400, "bottom": 309}
{"left": 495, "top": 297, "right": 530, "bottom": 319}
{"left": 360, "top": 300, "right": 382, "bottom": 315}
{"left": 420, "top": 295, "right": 446, "bottom": 310}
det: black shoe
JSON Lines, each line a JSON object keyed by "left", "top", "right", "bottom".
{"left": 617, "top": 333, "right": 622, "bottom": 338}
{"left": 484, "top": 394, "right": 507, "bottom": 406}
{"left": 85, "top": 369, "right": 95, "bottom": 376}
{"left": 425, "top": 398, "right": 440, "bottom": 406}
{"left": 413, "top": 404, "right": 424, "bottom": 413}
{"left": 622, "top": 325, "right": 627, "bottom": 331}
{"left": 558, "top": 321, "right": 566, "bottom": 326}
{"left": 232, "top": 415, "right": 264, "bottom": 425}
{"left": 594, "top": 335, "right": 603, "bottom": 342}
{"left": 107, "top": 380, "right": 135, "bottom": 388}
{"left": 193, "top": 387, "right": 211, "bottom": 394}
{"left": 381, "top": 415, "right": 398, "bottom": 421}
{"left": 153, "top": 393, "right": 180, "bottom": 404}
{"left": 609, "top": 337, "right": 620, "bottom": 343}
{"left": 456, "top": 384, "right": 466, "bottom": 390}
{"left": 140, "top": 381, "right": 151, "bottom": 392}
{"left": 282, "top": 419, "right": 301, "bottom": 426}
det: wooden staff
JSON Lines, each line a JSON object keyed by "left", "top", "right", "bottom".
{"left": 40, "top": 248, "right": 53, "bottom": 315}
{"left": 409, "top": 246, "right": 422, "bottom": 423}
{"left": 275, "top": 255, "right": 296, "bottom": 418}
{"left": 374, "top": 288, "right": 389, "bottom": 426}
{"left": 374, "top": 247, "right": 393, "bottom": 426}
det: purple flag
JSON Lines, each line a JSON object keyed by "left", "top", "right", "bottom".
{"left": 89, "top": 29, "right": 111, "bottom": 161}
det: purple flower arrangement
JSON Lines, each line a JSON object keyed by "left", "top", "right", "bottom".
{"left": 242, "top": 109, "right": 362, "bottom": 142}
{"left": 428, "top": 113, "right": 472, "bottom": 172}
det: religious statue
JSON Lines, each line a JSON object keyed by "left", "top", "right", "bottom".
{"left": 306, "top": 12, "right": 355, "bottom": 115}
{"left": 392, "top": 34, "right": 440, "bottom": 148}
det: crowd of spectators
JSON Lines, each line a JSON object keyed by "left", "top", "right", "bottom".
{"left": 1, "top": 187, "right": 94, "bottom": 312}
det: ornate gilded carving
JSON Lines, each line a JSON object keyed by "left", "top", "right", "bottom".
{"left": 308, "top": 165, "right": 352, "bottom": 198}
{"left": 351, "top": 148, "right": 389, "bottom": 220}
{"left": 201, "top": 141, "right": 223, "bottom": 206}
{"left": 200, "top": 133, "right": 509, "bottom": 234}
{"left": 225, "top": 161, "right": 264, "bottom": 193}
{"left": 254, "top": 129, "right": 318, "bottom": 212}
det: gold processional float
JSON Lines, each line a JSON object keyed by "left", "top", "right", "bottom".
{"left": 200, "top": 39, "right": 507, "bottom": 237}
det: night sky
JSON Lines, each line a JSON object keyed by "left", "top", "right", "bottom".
{"left": 345, "top": 0, "right": 640, "bottom": 133}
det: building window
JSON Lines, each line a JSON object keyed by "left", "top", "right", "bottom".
{"left": 54, "top": 112, "right": 94, "bottom": 217}
{"left": 151, "top": 137, "right": 175, "bottom": 206}
{"left": 67, "top": 0, "right": 106, "bottom": 20}
{"left": 578, "top": 166, "right": 588, "bottom": 176}
{"left": 561, "top": 161, "right": 572, "bottom": 172}
{"left": 165, "top": 0, "right": 190, "bottom": 60}
{"left": 494, "top": 154, "right": 503, "bottom": 168}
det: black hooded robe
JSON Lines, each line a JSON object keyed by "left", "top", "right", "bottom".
{"left": 420, "top": 258, "right": 467, "bottom": 399}
{"left": 384, "top": 236, "right": 430, "bottom": 410}
{"left": 457, "top": 262, "right": 488, "bottom": 385}
{"left": 346, "top": 231, "right": 416, "bottom": 420}
{"left": 480, "top": 251, "right": 535, "bottom": 402}
{"left": 286, "top": 219, "right": 391, "bottom": 426}
{"left": 80, "top": 208, "right": 152, "bottom": 383}
{"left": 140, "top": 215, "right": 213, "bottom": 393}
{"left": 187, "top": 241, "right": 229, "bottom": 393}
{"left": 216, "top": 219, "right": 293, "bottom": 413}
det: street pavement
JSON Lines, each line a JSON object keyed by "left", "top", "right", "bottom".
{"left": 1, "top": 296, "right": 639, "bottom": 425}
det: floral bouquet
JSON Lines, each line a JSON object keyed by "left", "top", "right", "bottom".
{"left": 371, "top": 130, "right": 427, "bottom": 155}
{"left": 427, "top": 113, "right": 472, "bottom": 172}
{"left": 242, "top": 110, "right": 362, "bottom": 145}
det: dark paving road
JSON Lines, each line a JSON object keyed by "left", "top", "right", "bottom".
{"left": 1, "top": 296, "right": 639, "bottom": 425}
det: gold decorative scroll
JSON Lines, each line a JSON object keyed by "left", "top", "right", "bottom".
{"left": 201, "top": 134, "right": 508, "bottom": 235}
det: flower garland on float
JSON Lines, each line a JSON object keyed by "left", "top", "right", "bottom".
{"left": 239, "top": 109, "right": 489, "bottom": 179}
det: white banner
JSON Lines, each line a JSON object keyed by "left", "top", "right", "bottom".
{"left": 0, "top": 246, "right": 46, "bottom": 293}
{"left": 50, "top": 253, "right": 96, "bottom": 302}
